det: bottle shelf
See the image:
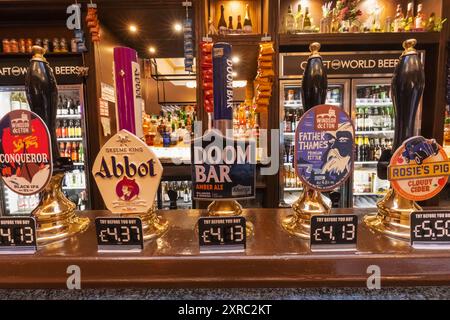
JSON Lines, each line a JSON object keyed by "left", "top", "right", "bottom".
{"left": 284, "top": 101, "right": 341, "bottom": 108}
{"left": 353, "top": 192, "right": 385, "bottom": 196}
{"left": 62, "top": 186, "right": 86, "bottom": 190}
{"left": 0, "top": 52, "right": 82, "bottom": 57}
{"left": 284, "top": 187, "right": 302, "bottom": 191}
{"left": 56, "top": 114, "right": 82, "bottom": 119}
{"left": 355, "top": 101, "right": 392, "bottom": 106}
{"left": 354, "top": 161, "right": 378, "bottom": 165}
{"left": 282, "top": 132, "right": 295, "bottom": 136}
{"left": 57, "top": 137, "right": 83, "bottom": 142}
{"left": 279, "top": 32, "right": 441, "bottom": 46}
{"left": 211, "top": 34, "right": 264, "bottom": 45}
{"left": 73, "top": 162, "right": 85, "bottom": 166}
{"left": 355, "top": 130, "right": 394, "bottom": 135}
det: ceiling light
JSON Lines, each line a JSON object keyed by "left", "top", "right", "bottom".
{"left": 149, "top": 46, "right": 156, "bottom": 54}
{"left": 174, "top": 23, "right": 183, "bottom": 32}
{"left": 233, "top": 80, "right": 247, "bottom": 88}
{"left": 129, "top": 24, "right": 138, "bottom": 33}
{"left": 232, "top": 71, "right": 237, "bottom": 77}
{"left": 185, "top": 80, "right": 247, "bottom": 89}
{"left": 186, "top": 81, "right": 197, "bottom": 88}
{"left": 232, "top": 56, "right": 240, "bottom": 64}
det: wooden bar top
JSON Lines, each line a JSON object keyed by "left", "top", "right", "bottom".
{"left": 1, "top": 208, "right": 450, "bottom": 288}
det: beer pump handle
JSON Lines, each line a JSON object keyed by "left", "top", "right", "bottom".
{"left": 25, "top": 46, "right": 72, "bottom": 172}
{"left": 301, "top": 42, "right": 328, "bottom": 111}
{"left": 377, "top": 39, "right": 425, "bottom": 180}
{"left": 392, "top": 39, "right": 425, "bottom": 151}
{"left": 212, "top": 42, "right": 233, "bottom": 134}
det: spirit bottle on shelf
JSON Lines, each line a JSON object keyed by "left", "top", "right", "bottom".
{"left": 295, "top": 4, "right": 303, "bottom": 33}
{"left": 243, "top": 4, "right": 253, "bottom": 33}
{"left": 303, "top": 7, "right": 312, "bottom": 31}
{"left": 218, "top": 5, "right": 227, "bottom": 35}
{"left": 405, "top": 2, "right": 414, "bottom": 31}
{"left": 393, "top": 4, "right": 404, "bottom": 32}
{"left": 285, "top": 5, "right": 295, "bottom": 34}
{"left": 414, "top": 3, "right": 426, "bottom": 31}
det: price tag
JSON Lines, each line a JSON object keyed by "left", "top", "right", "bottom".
{"left": 198, "top": 216, "right": 246, "bottom": 253}
{"left": 0, "top": 217, "right": 37, "bottom": 254}
{"left": 95, "top": 217, "right": 144, "bottom": 253}
{"left": 411, "top": 211, "right": 450, "bottom": 249}
{"left": 310, "top": 215, "right": 358, "bottom": 252}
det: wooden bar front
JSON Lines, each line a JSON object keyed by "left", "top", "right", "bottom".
{"left": 1, "top": 209, "right": 450, "bottom": 288}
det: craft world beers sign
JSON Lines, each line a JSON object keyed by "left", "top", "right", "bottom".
{"left": 281, "top": 51, "right": 425, "bottom": 78}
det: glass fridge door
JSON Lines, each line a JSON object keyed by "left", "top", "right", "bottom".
{"left": 279, "top": 79, "right": 350, "bottom": 207}
{"left": 351, "top": 79, "right": 396, "bottom": 208}
{"left": 0, "top": 84, "right": 90, "bottom": 216}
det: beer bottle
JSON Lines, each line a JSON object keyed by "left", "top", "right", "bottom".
{"left": 78, "top": 142, "right": 84, "bottom": 162}
{"left": 71, "top": 142, "right": 78, "bottom": 162}
{"left": 358, "top": 136, "right": 365, "bottom": 161}
{"left": 369, "top": 138, "right": 375, "bottom": 161}
{"left": 364, "top": 136, "right": 370, "bottom": 161}
{"left": 356, "top": 108, "right": 362, "bottom": 131}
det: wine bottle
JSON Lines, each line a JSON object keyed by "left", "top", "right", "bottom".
{"left": 218, "top": 5, "right": 227, "bottom": 35}
{"left": 236, "top": 15, "right": 243, "bottom": 33}
{"left": 243, "top": 4, "right": 253, "bottom": 33}
{"left": 228, "top": 16, "right": 234, "bottom": 33}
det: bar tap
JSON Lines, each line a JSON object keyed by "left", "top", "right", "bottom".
{"left": 25, "top": 45, "right": 89, "bottom": 245}
{"left": 282, "top": 42, "right": 332, "bottom": 239}
{"left": 365, "top": 39, "right": 425, "bottom": 240}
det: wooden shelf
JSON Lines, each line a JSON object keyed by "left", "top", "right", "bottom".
{"left": 211, "top": 34, "right": 266, "bottom": 45}
{"left": 0, "top": 52, "right": 82, "bottom": 57}
{"left": 2, "top": 208, "right": 450, "bottom": 288}
{"left": 279, "top": 32, "right": 442, "bottom": 47}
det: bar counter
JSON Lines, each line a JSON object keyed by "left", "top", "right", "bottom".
{"left": 1, "top": 208, "right": 450, "bottom": 288}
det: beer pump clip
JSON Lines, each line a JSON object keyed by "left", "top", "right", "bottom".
{"left": 282, "top": 43, "right": 355, "bottom": 239}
